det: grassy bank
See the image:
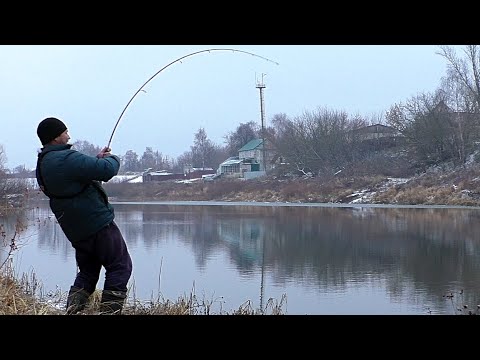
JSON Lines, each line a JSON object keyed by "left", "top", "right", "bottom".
{"left": 0, "top": 270, "right": 286, "bottom": 315}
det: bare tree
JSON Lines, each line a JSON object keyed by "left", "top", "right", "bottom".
{"left": 0, "top": 144, "right": 7, "bottom": 173}
{"left": 385, "top": 92, "right": 465, "bottom": 167}
{"left": 0, "top": 144, "right": 8, "bottom": 199}
{"left": 12, "top": 165, "right": 31, "bottom": 177}
{"left": 270, "top": 113, "right": 312, "bottom": 175}
{"left": 437, "top": 45, "right": 480, "bottom": 112}
{"left": 72, "top": 140, "right": 102, "bottom": 157}
{"left": 224, "top": 121, "right": 259, "bottom": 157}
{"left": 122, "top": 150, "right": 140, "bottom": 172}
{"left": 270, "top": 107, "right": 364, "bottom": 176}
{"left": 436, "top": 45, "right": 480, "bottom": 162}
{"left": 175, "top": 150, "right": 193, "bottom": 173}
{"left": 153, "top": 151, "right": 171, "bottom": 171}
{"left": 387, "top": 46, "right": 480, "bottom": 168}
{"left": 140, "top": 147, "right": 156, "bottom": 171}
{"left": 191, "top": 128, "right": 216, "bottom": 169}
{"left": 0, "top": 144, "right": 31, "bottom": 204}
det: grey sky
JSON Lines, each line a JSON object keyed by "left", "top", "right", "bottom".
{"left": 0, "top": 45, "right": 458, "bottom": 170}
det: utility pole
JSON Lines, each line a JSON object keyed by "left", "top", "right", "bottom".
{"left": 256, "top": 74, "right": 267, "bottom": 172}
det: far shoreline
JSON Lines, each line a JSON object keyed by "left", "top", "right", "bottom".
{"left": 110, "top": 200, "right": 480, "bottom": 210}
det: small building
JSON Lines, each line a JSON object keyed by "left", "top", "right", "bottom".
{"left": 238, "top": 138, "right": 275, "bottom": 172}
{"left": 216, "top": 139, "right": 278, "bottom": 179}
{"left": 218, "top": 157, "right": 243, "bottom": 178}
{"left": 348, "top": 123, "right": 404, "bottom": 150}
{"left": 238, "top": 139, "right": 264, "bottom": 161}
{"left": 352, "top": 124, "right": 402, "bottom": 141}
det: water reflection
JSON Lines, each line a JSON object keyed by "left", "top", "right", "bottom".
{"left": 3, "top": 201, "right": 480, "bottom": 314}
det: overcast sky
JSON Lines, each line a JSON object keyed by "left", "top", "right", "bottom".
{"left": 0, "top": 45, "right": 463, "bottom": 170}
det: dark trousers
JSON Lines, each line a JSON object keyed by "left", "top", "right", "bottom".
{"left": 72, "top": 221, "right": 132, "bottom": 294}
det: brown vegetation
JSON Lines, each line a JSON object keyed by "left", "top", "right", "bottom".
{"left": 101, "top": 162, "right": 480, "bottom": 207}
{"left": 0, "top": 271, "right": 286, "bottom": 315}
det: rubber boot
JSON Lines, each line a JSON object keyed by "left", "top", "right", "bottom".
{"left": 100, "top": 290, "right": 127, "bottom": 315}
{"left": 66, "top": 286, "right": 91, "bottom": 315}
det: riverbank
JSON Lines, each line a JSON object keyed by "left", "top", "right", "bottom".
{"left": 100, "top": 162, "right": 480, "bottom": 207}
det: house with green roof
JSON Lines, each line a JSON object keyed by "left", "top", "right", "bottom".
{"left": 238, "top": 138, "right": 264, "bottom": 172}
{"left": 216, "top": 138, "right": 276, "bottom": 179}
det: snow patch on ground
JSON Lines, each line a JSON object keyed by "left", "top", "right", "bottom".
{"left": 348, "top": 177, "right": 410, "bottom": 204}
{"left": 110, "top": 174, "right": 143, "bottom": 183}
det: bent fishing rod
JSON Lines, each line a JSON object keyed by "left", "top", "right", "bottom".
{"left": 106, "top": 48, "right": 279, "bottom": 150}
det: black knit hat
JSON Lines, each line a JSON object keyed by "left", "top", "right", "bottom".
{"left": 37, "top": 117, "right": 67, "bottom": 145}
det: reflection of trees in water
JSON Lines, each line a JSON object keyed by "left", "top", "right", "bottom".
{"left": 1, "top": 206, "right": 72, "bottom": 267}
{"left": 0, "top": 211, "right": 22, "bottom": 267}
{"left": 114, "top": 204, "right": 269, "bottom": 272}
{"left": 101, "top": 204, "right": 480, "bottom": 308}
{"left": 115, "top": 205, "right": 223, "bottom": 269}
{"left": 263, "top": 206, "right": 480, "bottom": 307}
{"left": 216, "top": 217, "right": 265, "bottom": 274}
{"left": 28, "top": 206, "right": 73, "bottom": 260}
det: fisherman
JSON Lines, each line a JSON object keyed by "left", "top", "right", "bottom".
{"left": 35, "top": 117, "right": 133, "bottom": 315}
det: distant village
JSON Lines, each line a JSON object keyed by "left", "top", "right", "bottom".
{"left": 117, "top": 122, "right": 402, "bottom": 184}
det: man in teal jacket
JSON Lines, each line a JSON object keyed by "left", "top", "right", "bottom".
{"left": 36, "top": 117, "right": 132, "bottom": 314}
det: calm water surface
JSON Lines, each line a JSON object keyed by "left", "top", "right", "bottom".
{"left": 3, "top": 200, "right": 480, "bottom": 315}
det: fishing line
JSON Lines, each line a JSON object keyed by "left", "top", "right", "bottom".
{"left": 106, "top": 48, "right": 279, "bottom": 149}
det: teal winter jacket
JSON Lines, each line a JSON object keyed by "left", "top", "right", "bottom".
{"left": 36, "top": 144, "right": 120, "bottom": 243}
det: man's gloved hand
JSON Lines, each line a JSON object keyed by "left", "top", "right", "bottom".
{"left": 96, "top": 147, "right": 112, "bottom": 159}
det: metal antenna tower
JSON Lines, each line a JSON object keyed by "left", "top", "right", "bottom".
{"left": 256, "top": 73, "right": 267, "bottom": 172}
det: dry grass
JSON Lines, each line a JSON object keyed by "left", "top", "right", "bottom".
{"left": 0, "top": 272, "right": 64, "bottom": 315}
{"left": 0, "top": 263, "right": 286, "bottom": 315}
{"left": 103, "top": 176, "right": 390, "bottom": 204}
